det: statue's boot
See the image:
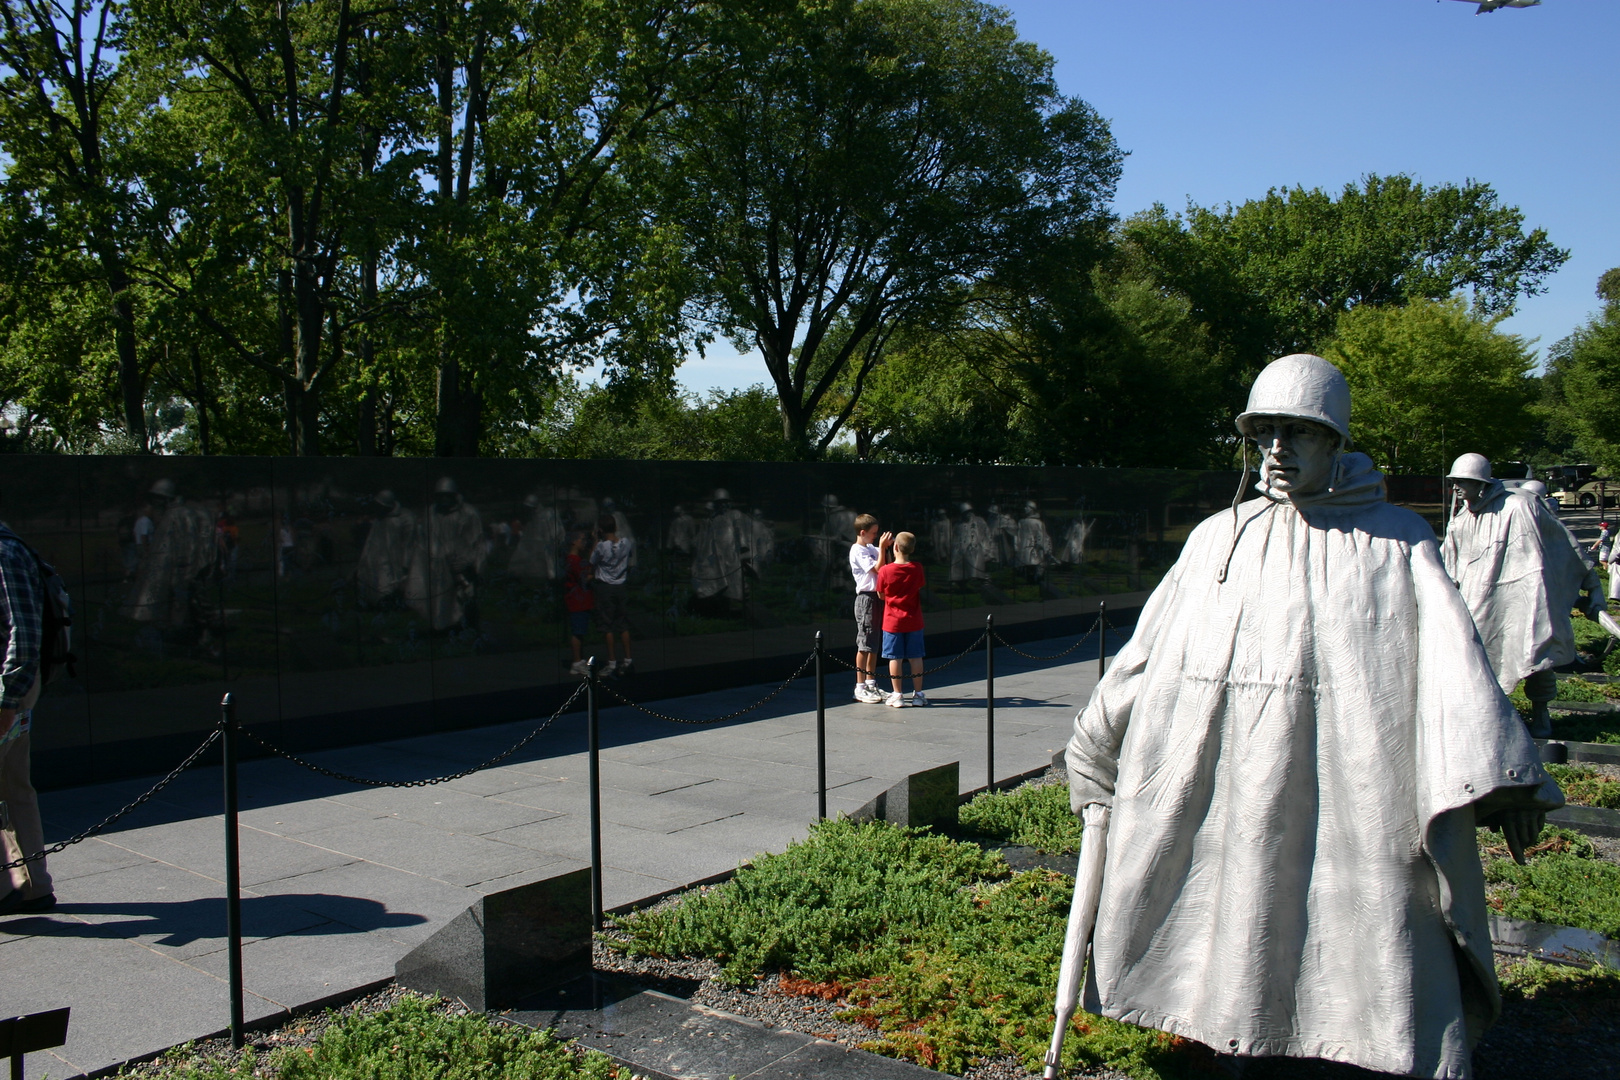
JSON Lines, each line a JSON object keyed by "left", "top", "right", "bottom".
{"left": 1528, "top": 701, "right": 1554, "bottom": 739}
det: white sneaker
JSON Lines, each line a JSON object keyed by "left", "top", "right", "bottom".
{"left": 617, "top": 658, "right": 634, "bottom": 678}
{"left": 569, "top": 659, "right": 590, "bottom": 677}
{"left": 886, "top": 691, "right": 906, "bottom": 708}
{"left": 855, "top": 683, "right": 882, "bottom": 703}
{"left": 911, "top": 691, "right": 928, "bottom": 707}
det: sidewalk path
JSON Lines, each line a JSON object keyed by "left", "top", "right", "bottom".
{"left": 0, "top": 630, "right": 1121, "bottom": 1078}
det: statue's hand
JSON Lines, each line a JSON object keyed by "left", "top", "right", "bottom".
{"left": 1498, "top": 809, "right": 1546, "bottom": 866}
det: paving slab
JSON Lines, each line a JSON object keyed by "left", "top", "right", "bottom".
{"left": 0, "top": 629, "right": 1116, "bottom": 1077}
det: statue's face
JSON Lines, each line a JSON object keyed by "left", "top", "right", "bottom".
{"left": 1452, "top": 478, "right": 1488, "bottom": 507}
{"left": 1250, "top": 415, "right": 1338, "bottom": 496}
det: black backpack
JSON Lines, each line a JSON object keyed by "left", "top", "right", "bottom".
{"left": 0, "top": 528, "right": 76, "bottom": 688}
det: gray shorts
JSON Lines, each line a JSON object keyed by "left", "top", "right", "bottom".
{"left": 854, "top": 592, "right": 882, "bottom": 654}
{"left": 593, "top": 580, "right": 631, "bottom": 633}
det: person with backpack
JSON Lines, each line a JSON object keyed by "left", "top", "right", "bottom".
{"left": 0, "top": 517, "right": 57, "bottom": 915}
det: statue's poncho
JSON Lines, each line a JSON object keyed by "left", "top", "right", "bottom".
{"left": 1066, "top": 454, "right": 1559, "bottom": 1079}
{"left": 1440, "top": 481, "right": 1597, "bottom": 693}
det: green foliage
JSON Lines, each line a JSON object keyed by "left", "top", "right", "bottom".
{"left": 1321, "top": 297, "right": 1536, "bottom": 476}
{"left": 848, "top": 262, "right": 1230, "bottom": 467}
{"left": 1484, "top": 827, "right": 1620, "bottom": 939}
{"left": 1556, "top": 677, "right": 1608, "bottom": 703}
{"left": 1547, "top": 764, "right": 1620, "bottom": 809}
{"left": 1549, "top": 284, "right": 1620, "bottom": 474}
{"left": 612, "top": 816, "right": 1199, "bottom": 1079}
{"left": 610, "top": 818, "right": 1008, "bottom": 985}
{"left": 1124, "top": 175, "right": 1568, "bottom": 384}
{"left": 524, "top": 379, "right": 797, "bottom": 461}
{"left": 958, "top": 780, "right": 1083, "bottom": 854}
{"left": 1497, "top": 957, "right": 1620, "bottom": 1002}
{"left": 132, "top": 996, "right": 621, "bottom": 1079}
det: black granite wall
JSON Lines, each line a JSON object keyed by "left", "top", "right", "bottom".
{"left": 4, "top": 456, "right": 1243, "bottom": 788}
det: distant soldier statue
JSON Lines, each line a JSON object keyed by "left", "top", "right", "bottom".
{"left": 667, "top": 505, "right": 698, "bottom": 556}
{"left": 507, "top": 493, "right": 563, "bottom": 583}
{"left": 949, "top": 502, "right": 990, "bottom": 585}
{"left": 406, "top": 477, "right": 485, "bottom": 632}
{"left": 1064, "top": 355, "right": 1559, "bottom": 1078}
{"left": 1441, "top": 453, "right": 1603, "bottom": 737}
{"left": 1015, "top": 500, "right": 1053, "bottom": 582}
{"left": 123, "top": 478, "right": 214, "bottom": 630}
{"left": 355, "top": 490, "right": 417, "bottom": 607}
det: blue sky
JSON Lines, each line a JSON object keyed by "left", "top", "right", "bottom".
{"left": 674, "top": 0, "right": 1617, "bottom": 394}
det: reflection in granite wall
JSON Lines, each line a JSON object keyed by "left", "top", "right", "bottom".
{"left": 8, "top": 457, "right": 1249, "bottom": 786}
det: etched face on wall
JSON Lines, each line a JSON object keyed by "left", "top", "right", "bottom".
{"left": 1250, "top": 416, "right": 1338, "bottom": 496}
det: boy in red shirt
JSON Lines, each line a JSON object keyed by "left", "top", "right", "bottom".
{"left": 876, "top": 531, "right": 927, "bottom": 707}
{"left": 564, "top": 530, "right": 595, "bottom": 676}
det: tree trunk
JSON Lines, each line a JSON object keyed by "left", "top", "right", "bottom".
{"left": 105, "top": 267, "right": 148, "bottom": 450}
{"left": 190, "top": 344, "right": 212, "bottom": 455}
{"left": 435, "top": 353, "right": 459, "bottom": 456}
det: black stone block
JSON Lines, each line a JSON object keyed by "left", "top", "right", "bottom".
{"left": 395, "top": 867, "right": 591, "bottom": 1010}
{"left": 851, "top": 761, "right": 959, "bottom": 830}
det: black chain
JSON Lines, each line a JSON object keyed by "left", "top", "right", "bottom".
{"left": 825, "top": 631, "right": 989, "bottom": 677}
{"left": 992, "top": 622, "right": 1100, "bottom": 662}
{"left": 241, "top": 681, "right": 587, "bottom": 788}
{"left": 598, "top": 652, "right": 816, "bottom": 725}
{"left": 2, "top": 728, "right": 223, "bottom": 871}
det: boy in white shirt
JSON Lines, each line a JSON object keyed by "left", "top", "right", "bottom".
{"left": 590, "top": 515, "right": 635, "bottom": 676}
{"left": 848, "top": 514, "right": 891, "bottom": 702}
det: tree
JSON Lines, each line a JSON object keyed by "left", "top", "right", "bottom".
{"left": 844, "top": 254, "right": 1229, "bottom": 468}
{"left": 1125, "top": 175, "right": 1569, "bottom": 395}
{"left": 522, "top": 377, "right": 795, "bottom": 461}
{"left": 1547, "top": 271, "right": 1620, "bottom": 474}
{"left": 0, "top": 0, "right": 156, "bottom": 446}
{"left": 1320, "top": 296, "right": 1536, "bottom": 476}
{"left": 658, "top": 0, "right": 1121, "bottom": 456}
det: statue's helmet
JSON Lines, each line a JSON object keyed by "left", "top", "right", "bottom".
{"left": 1521, "top": 480, "right": 1547, "bottom": 497}
{"left": 1023, "top": 500, "right": 1038, "bottom": 515}
{"left": 433, "top": 476, "right": 459, "bottom": 496}
{"left": 822, "top": 493, "right": 841, "bottom": 509}
{"left": 375, "top": 489, "right": 398, "bottom": 508}
{"left": 1235, "top": 354, "right": 1351, "bottom": 442}
{"left": 148, "top": 478, "right": 178, "bottom": 499}
{"left": 522, "top": 493, "right": 541, "bottom": 508}
{"left": 711, "top": 488, "right": 732, "bottom": 503}
{"left": 1446, "top": 453, "right": 1493, "bottom": 482}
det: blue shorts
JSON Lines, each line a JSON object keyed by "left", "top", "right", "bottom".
{"left": 881, "top": 630, "right": 925, "bottom": 660}
{"left": 568, "top": 611, "right": 591, "bottom": 637}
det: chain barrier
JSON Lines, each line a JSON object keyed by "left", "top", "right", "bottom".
{"left": 599, "top": 652, "right": 816, "bottom": 725}
{"left": 992, "top": 622, "right": 1100, "bottom": 662}
{"left": 824, "top": 631, "right": 990, "bottom": 677}
{"left": 241, "top": 681, "right": 587, "bottom": 788}
{"left": 2, "top": 727, "right": 223, "bottom": 871}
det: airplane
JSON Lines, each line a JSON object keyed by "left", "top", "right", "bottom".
{"left": 1444, "top": 0, "right": 1541, "bottom": 13}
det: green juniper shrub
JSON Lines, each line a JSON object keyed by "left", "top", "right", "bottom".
{"left": 1482, "top": 826, "right": 1620, "bottom": 939}
{"left": 610, "top": 817, "right": 1211, "bottom": 1079}
{"left": 1555, "top": 676, "right": 1607, "bottom": 703}
{"left": 1546, "top": 763, "right": 1620, "bottom": 809}
{"left": 958, "top": 780, "right": 1084, "bottom": 854}
{"left": 1497, "top": 956, "right": 1620, "bottom": 1002}
{"left": 127, "top": 996, "right": 623, "bottom": 1079}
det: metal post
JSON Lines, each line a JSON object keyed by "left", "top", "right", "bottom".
{"left": 815, "top": 631, "right": 827, "bottom": 821}
{"left": 220, "top": 694, "right": 244, "bottom": 1050}
{"left": 985, "top": 614, "right": 995, "bottom": 791}
{"left": 1097, "top": 601, "right": 1107, "bottom": 682}
{"left": 586, "top": 657, "right": 603, "bottom": 931}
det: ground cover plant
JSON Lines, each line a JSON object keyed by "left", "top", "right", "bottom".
{"left": 958, "top": 778, "right": 1084, "bottom": 854}
{"left": 1481, "top": 827, "right": 1620, "bottom": 940}
{"left": 1546, "top": 763, "right": 1620, "bottom": 809}
{"left": 128, "top": 994, "right": 623, "bottom": 1080}
{"left": 609, "top": 817, "right": 1211, "bottom": 1078}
